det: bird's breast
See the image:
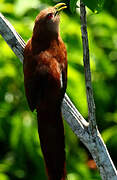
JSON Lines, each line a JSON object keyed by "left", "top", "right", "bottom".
{"left": 37, "top": 59, "right": 61, "bottom": 88}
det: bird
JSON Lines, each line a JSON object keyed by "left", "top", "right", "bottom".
{"left": 23, "top": 3, "right": 67, "bottom": 180}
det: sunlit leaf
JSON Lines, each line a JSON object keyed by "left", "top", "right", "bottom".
{"left": 0, "top": 3, "right": 14, "bottom": 13}
{"left": 0, "top": 173, "right": 9, "bottom": 180}
{"left": 102, "top": 126, "right": 117, "bottom": 142}
{"left": 14, "top": 0, "right": 39, "bottom": 16}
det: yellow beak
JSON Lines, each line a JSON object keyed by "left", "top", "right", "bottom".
{"left": 54, "top": 3, "right": 67, "bottom": 13}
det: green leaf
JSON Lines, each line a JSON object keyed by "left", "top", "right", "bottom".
{"left": 69, "top": 0, "right": 104, "bottom": 13}
{"left": 70, "top": 0, "right": 78, "bottom": 13}
{"left": 82, "top": 0, "right": 105, "bottom": 13}
{"left": 0, "top": 173, "right": 9, "bottom": 180}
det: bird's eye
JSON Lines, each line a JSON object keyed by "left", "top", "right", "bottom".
{"left": 47, "top": 13, "right": 53, "bottom": 19}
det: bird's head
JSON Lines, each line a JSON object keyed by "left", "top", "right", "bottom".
{"left": 33, "top": 3, "right": 67, "bottom": 37}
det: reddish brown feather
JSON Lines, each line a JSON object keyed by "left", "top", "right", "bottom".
{"left": 23, "top": 6, "right": 67, "bottom": 180}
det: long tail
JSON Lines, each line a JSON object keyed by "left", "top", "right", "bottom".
{"left": 37, "top": 108, "right": 66, "bottom": 180}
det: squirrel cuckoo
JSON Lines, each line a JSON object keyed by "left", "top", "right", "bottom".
{"left": 23, "top": 3, "right": 67, "bottom": 180}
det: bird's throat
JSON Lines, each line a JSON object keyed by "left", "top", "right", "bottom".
{"left": 32, "top": 29, "right": 60, "bottom": 54}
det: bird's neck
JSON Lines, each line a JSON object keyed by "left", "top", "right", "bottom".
{"left": 31, "top": 29, "right": 60, "bottom": 54}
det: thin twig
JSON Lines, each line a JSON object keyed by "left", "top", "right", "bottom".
{"left": 80, "top": 1, "right": 97, "bottom": 132}
{"left": 79, "top": 1, "right": 117, "bottom": 179}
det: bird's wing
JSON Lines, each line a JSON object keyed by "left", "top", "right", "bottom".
{"left": 23, "top": 39, "right": 67, "bottom": 112}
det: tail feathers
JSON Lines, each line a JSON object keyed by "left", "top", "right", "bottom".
{"left": 37, "top": 109, "right": 66, "bottom": 180}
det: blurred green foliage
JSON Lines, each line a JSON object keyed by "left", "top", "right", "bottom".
{"left": 69, "top": 0, "right": 104, "bottom": 13}
{"left": 81, "top": 0, "right": 104, "bottom": 13}
{"left": 0, "top": 0, "right": 117, "bottom": 179}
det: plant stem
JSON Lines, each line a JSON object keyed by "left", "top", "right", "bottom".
{"left": 80, "top": 0, "right": 97, "bottom": 132}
